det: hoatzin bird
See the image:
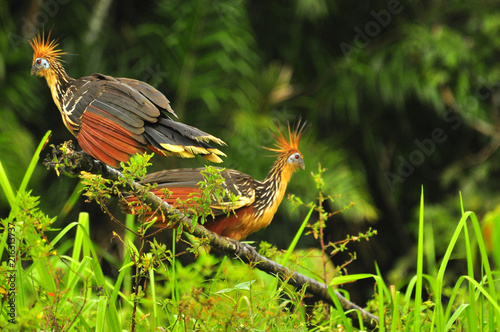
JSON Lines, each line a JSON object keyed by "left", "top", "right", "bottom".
{"left": 123, "top": 122, "right": 306, "bottom": 240}
{"left": 30, "top": 32, "right": 225, "bottom": 168}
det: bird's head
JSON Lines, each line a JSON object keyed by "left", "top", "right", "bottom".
{"left": 265, "top": 120, "right": 307, "bottom": 177}
{"left": 29, "top": 32, "right": 66, "bottom": 78}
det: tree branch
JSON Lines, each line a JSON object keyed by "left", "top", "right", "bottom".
{"left": 43, "top": 143, "right": 380, "bottom": 331}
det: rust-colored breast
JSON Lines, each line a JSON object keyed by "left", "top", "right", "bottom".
{"left": 203, "top": 206, "right": 256, "bottom": 240}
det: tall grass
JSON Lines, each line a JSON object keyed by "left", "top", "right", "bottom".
{"left": 330, "top": 188, "right": 500, "bottom": 331}
{"left": 0, "top": 134, "right": 498, "bottom": 330}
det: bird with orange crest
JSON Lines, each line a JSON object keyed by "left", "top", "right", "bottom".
{"left": 123, "top": 121, "right": 307, "bottom": 240}
{"left": 30, "top": 32, "right": 226, "bottom": 168}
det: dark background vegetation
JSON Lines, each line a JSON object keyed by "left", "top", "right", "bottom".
{"left": 2, "top": 0, "right": 500, "bottom": 303}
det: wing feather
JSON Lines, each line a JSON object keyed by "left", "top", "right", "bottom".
{"left": 115, "top": 77, "right": 176, "bottom": 116}
{"left": 78, "top": 111, "right": 145, "bottom": 168}
{"left": 88, "top": 101, "right": 145, "bottom": 135}
{"left": 91, "top": 74, "right": 161, "bottom": 119}
{"left": 139, "top": 168, "right": 257, "bottom": 214}
{"left": 145, "top": 118, "right": 226, "bottom": 159}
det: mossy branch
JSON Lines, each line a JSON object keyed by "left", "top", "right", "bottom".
{"left": 43, "top": 143, "right": 379, "bottom": 331}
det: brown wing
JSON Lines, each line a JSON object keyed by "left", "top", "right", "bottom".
{"left": 114, "top": 77, "right": 177, "bottom": 117}
{"left": 123, "top": 168, "right": 257, "bottom": 215}
{"left": 142, "top": 168, "right": 256, "bottom": 215}
{"left": 62, "top": 74, "right": 225, "bottom": 168}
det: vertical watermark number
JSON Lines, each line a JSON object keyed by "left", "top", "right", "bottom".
{"left": 6, "top": 221, "right": 16, "bottom": 324}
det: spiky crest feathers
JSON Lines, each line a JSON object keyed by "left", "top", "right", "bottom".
{"left": 263, "top": 120, "right": 306, "bottom": 157}
{"left": 30, "top": 31, "right": 66, "bottom": 64}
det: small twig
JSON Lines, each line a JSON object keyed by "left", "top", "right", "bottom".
{"left": 43, "top": 143, "right": 380, "bottom": 331}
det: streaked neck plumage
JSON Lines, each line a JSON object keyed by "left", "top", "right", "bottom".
{"left": 42, "top": 61, "right": 73, "bottom": 113}
{"left": 253, "top": 155, "right": 297, "bottom": 219}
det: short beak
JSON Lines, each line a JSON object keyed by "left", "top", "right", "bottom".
{"left": 298, "top": 159, "right": 305, "bottom": 169}
{"left": 31, "top": 65, "right": 38, "bottom": 76}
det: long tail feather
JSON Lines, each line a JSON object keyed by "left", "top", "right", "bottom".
{"left": 144, "top": 118, "right": 226, "bottom": 162}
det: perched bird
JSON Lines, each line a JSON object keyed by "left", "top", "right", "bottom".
{"left": 123, "top": 122, "right": 306, "bottom": 240}
{"left": 30, "top": 32, "right": 225, "bottom": 168}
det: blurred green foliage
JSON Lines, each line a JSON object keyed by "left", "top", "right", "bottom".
{"left": 2, "top": 0, "right": 500, "bottom": 300}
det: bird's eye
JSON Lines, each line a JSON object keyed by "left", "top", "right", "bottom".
{"left": 288, "top": 153, "right": 301, "bottom": 163}
{"left": 35, "top": 58, "right": 49, "bottom": 69}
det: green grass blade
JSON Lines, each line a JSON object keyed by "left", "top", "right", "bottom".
{"left": 79, "top": 212, "right": 91, "bottom": 258}
{"left": 329, "top": 286, "right": 354, "bottom": 332}
{"left": 66, "top": 212, "right": 122, "bottom": 331}
{"left": 78, "top": 312, "right": 94, "bottom": 332}
{"left": 111, "top": 214, "right": 135, "bottom": 310}
{"left": 90, "top": 246, "right": 122, "bottom": 331}
{"left": 374, "top": 263, "right": 388, "bottom": 332}
{"left": 390, "top": 286, "right": 400, "bottom": 332}
{"left": 18, "top": 130, "right": 51, "bottom": 195}
{"left": 171, "top": 228, "right": 179, "bottom": 305}
{"left": 463, "top": 221, "right": 477, "bottom": 325}
{"left": 424, "top": 220, "right": 437, "bottom": 277}
{"left": 282, "top": 205, "right": 314, "bottom": 266}
{"left": 208, "top": 255, "right": 227, "bottom": 295}
{"left": 122, "top": 214, "right": 135, "bottom": 298}
{"left": 443, "top": 275, "right": 468, "bottom": 331}
{"left": 330, "top": 273, "right": 387, "bottom": 331}
{"left": 268, "top": 206, "right": 314, "bottom": 294}
{"left": 0, "top": 215, "right": 12, "bottom": 263}
{"left": 63, "top": 256, "right": 92, "bottom": 301}
{"left": 65, "top": 213, "right": 88, "bottom": 301}
{"left": 15, "top": 226, "right": 25, "bottom": 309}
{"left": 434, "top": 204, "right": 468, "bottom": 329}
{"left": 33, "top": 258, "right": 57, "bottom": 293}
{"left": 0, "top": 162, "right": 16, "bottom": 210}
{"left": 414, "top": 186, "right": 425, "bottom": 331}
{"left": 444, "top": 304, "right": 469, "bottom": 331}
{"left": 59, "top": 180, "right": 84, "bottom": 220}
{"left": 50, "top": 221, "right": 80, "bottom": 246}
{"left": 402, "top": 275, "right": 417, "bottom": 315}
{"left": 96, "top": 296, "right": 108, "bottom": 332}
{"left": 435, "top": 207, "right": 500, "bottom": 331}
{"left": 461, "top": 273, "right": 500, "bottom": 332}
{"left": 465, "top": 304, "right": 479, "bottom": 332}
{"left": 467, "top": 212, "right": 498, "bottom": 305}
{"left": 459, "top": 193, "right": 482, "bottom": 331}
{"left": 149, "top": 266, "right": 158, "bottom": 328}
